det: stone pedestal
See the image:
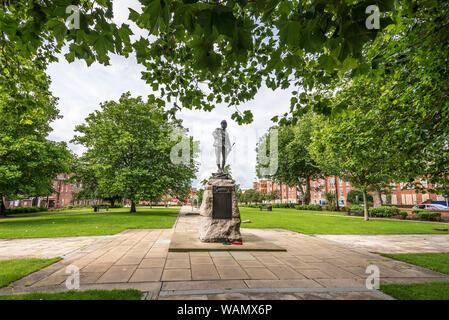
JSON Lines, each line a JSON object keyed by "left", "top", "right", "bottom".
{"left": 199, "top": 178, "right": 242, "bottom": 242}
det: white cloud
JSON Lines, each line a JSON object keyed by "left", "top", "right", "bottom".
{"left": 46, "top": 0, "right": 294, "bottom": 189}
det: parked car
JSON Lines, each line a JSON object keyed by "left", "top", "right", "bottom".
{"left": 412, "top": 204, "right": 449, "bottom": 211}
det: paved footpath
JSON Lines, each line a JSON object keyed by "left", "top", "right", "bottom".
{"left": 1, "top": 207, "right": 449, "bottom": 300}
{"left": 0, "top": 236, "right": 108, "bottom": 260}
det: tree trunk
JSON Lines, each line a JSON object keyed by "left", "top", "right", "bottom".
{"left": 304, "top": 178, "right": 311, "bottom": 205}
{"left": 130, "top": 201, "right": 136, "bottom": 213}
{"left": 362, "top": 190, "right": 369, "bottom": 221}
{"left": 0, "top": 196, "right": 6, "bottom": 216}
{"left": 335, "top": 177, "right": 340, "bottom": 211}
{"left": 110, "top": 198, "right": 115, "bottom": 207}
{"left": 372, "top": 190, "right": 382, "bottom": 208}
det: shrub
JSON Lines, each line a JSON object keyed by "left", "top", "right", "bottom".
{"left": 6, "top": 206, "right": 45, "bottom": 214}
{"left": 324, "top": 192, "right": 337, "bottom": 211}
{"left": 418, "top": 212, "right": 441, "bottom": 221}
{"left": 270, "top": 203, "right": 295, "bottom": 209}
{"left": 399, "top": 211, "right": 408, "bottom": 219}
{"left": 295, "top": 204, "right": 322, "bottom": 211}
{"left": 110, "top": 204, "right": 124, "bottom": 208}
{"left": 349, "top": 204, "right": 364, "bottom": 211}
{"left": 368, "top": 206, "right": 400, "bottom": 217}
{"left": 412, "top": 209, "right": 426, "bottom": 215}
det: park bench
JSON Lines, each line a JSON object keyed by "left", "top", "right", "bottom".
{"left": 259, "top": 206, "right": 272, "bottom": 212}
{"left": 347, "top": 209, "right": 363, "bottom": 216}
{"left": 93, "top": 205, "right": 109, "bottom": 212}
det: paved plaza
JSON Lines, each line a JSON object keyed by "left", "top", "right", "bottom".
{"left": 1, "top": 208, "right": 449, "bottom": 300}
{"left": 0, "top": 236, "right": 108, "bottom": 260}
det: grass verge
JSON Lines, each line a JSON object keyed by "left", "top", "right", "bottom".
{"left": 0, "top": 289, "right": 142, "bottom": 300}
{"left": 380, "top": 252, "right": 449, "bottom": 300}
{"left": 381, "top": 282, "right": 449, "bottom": 300}
{"left": 239, "top": 207, "right": 449, "bottom": 234}
{"left": 0, "top": 258, "right": 61, "bottom": 288}
{"left": 0, "top": 208, "right": 179, "bottom": 239}
{"left": 380, "top": 252, "right": 449, "bottom": 275}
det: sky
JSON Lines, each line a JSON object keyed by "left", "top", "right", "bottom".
{"left": 46, "top": 0, "right": 293, "bottom": 189}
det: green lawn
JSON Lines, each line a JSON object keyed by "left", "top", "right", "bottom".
{"left": 0, "top": 289, "right": 142, "bottom": 300}
{"left": 0, "top": 258, "right": 61, "bottom": 288}
{"left": 7, "top": 206, "right": 177, "bottom": 218}
{"left": 0, "top": 208, "right": 179, "bottom": 239}
{"left": 239, "top": 207, "right": 449, "bottom": 234}
{"left": 9, "top": 208, "right": 105, "bottom": 218}
{"left": 379, "top": 252, "right": 449, "bottom": 300}
{"left": 381, "top": 282, "right": 449, "bottom": 300}
{"left": 294, "top": 209, "right": 345, "bottom": 216}
{"left": 380, "top": 252, "right": 449, "bottom": 275}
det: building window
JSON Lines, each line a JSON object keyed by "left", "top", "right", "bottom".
{"left": 420, "top": 180, "right": 428, "bottom": 188}
{"left": 340, "top": 189, "right": 344, "bottom": 196}
{"left": 346, "top": 181, "right": 350, "bottom": 186}
{"left": 339, "top": 179, "right": 343, "bottom": 186}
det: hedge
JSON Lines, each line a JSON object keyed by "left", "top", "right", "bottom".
{"left": 241, "top": 203, "right": 299, "bottom": 209}
{"left": 6, "top": 206, "right": 47, "bottom": 214}
{"left": 368, "top": 206, "right": 400, "bottom": 217}
{"left": 295, "top": 204, "right": 322, "bottom": 211}
{"left": 417, "top": 212, "right": 441, "bottom": 221}
{"left": 271, "top": 203, "right": 296, "bottom": 208}
{"left": 349, "top": 204, "right": 364, "bottom": 211}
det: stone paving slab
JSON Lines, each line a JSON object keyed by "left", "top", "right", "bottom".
{"left": 0, "top": 236, "right": 108, "bottom": 260}
{"left": 169, "top": 230, "right": 286, "bottom": 252}
{"left": 314, "top": 234, "right": 449, "bottom": 253}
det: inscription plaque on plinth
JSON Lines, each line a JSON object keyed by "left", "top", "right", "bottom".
{"left": 212, "top": 186, "right": 232, "bottom": 219}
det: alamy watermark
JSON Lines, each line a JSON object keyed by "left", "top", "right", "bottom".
{"left": 257, "top": 128, "right": 279, "bottom": 177}
{"left": 366, "top": 5, "right": 380, "bottom": 30}
{"left": 365, "top": 265, "right": 380, "bottom": 290}
{"left": 66, "top": 5, "right": 80, "bottom": 30}
{"left": 65, "top": 265, "right": 80, "bottom": 290}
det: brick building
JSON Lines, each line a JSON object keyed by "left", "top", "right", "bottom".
{"left": 252, "top": 180, "right": 301, "bottom": 204}
{"left": 5, "top": 173, "right": 198, "bottom": 209}
{"left": 5, "top": 173, "right": 95, "bottom": 209}
{"left": 388, "top": 181, "right": 445, "bottom": 205}
{"left": 253, "top": 178, "right": 447, "bottom": 206}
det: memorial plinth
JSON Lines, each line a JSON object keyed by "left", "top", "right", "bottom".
{"left": 199, "top": 178, "right": 242, "bottom": 242}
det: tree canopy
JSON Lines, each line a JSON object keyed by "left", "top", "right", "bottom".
{"left": 0, "top": 73, "right": 72, "bottom": 215}
{"left": 256, "top": 113, "right": 322, "bottom": 204}
{"left": 2, "top": 0, "right": 428, "bottom": 123}
{"left": 72, "top": 92, "right": 198, "bottom": 212}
